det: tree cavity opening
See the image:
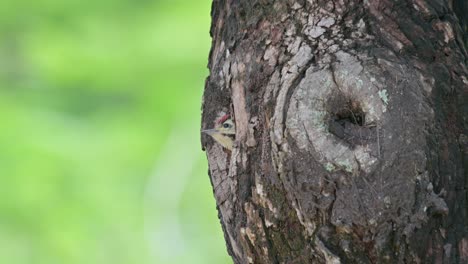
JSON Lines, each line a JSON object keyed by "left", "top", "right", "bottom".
{"left": 326, "top": 95, "right": 376, "bottom": 146}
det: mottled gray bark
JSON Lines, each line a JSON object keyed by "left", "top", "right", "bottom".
{"left": 201, "top": 0, "right": 467, "bottom": 263}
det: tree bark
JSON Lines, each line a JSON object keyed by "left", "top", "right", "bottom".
{"left": 201, "top": 0, "right": 467, "bottom": 263}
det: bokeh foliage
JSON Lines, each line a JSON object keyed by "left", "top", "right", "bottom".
{"left": 0, "top": 0, "right": 230, "bottom": 263}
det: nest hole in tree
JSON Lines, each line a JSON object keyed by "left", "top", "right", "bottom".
{"left": 326, "top": 94, "right": 376, "bottom": 147}
{"left": 334, "top": 101, "right": 365, "bottom": 126}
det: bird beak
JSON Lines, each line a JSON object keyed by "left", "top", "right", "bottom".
{"left": 202, "top": 129, "right": 217, "bottom": 135}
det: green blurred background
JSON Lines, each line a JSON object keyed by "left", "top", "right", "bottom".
{"left": 0, "top": 0, "right": 231, "bottom": 263}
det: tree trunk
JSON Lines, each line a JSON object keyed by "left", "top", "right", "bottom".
{"left": 201, "top": 0, "right": 467, "bottom": 263}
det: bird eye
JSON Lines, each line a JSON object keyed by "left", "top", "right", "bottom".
{"left": 223, "top": 123, "right": 230, "bottom": 128}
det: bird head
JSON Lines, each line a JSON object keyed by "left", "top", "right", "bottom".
{"left": 202, "top": 114, "right": 235, "bottom": 135}
{"left": 202, "top": 114, "right": 235, "bottom": 150}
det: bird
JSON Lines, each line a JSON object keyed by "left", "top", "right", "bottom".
{"left": 202, "top": 114, "right": 235, "bottom": 150}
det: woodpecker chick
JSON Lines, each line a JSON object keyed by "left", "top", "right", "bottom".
{"left": 202, "top": 114, "right": 235, "bottom": 150}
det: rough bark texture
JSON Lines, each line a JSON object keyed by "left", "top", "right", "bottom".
{"left": 201, "top": 0, "right": 467, "bottom": 263}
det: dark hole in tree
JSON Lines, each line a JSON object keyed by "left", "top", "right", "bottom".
{"left": 333, "top": 100, "right": 365, "bottom": 127}
{"left": 327, "top": 96, "right": 376, "bottom": 146}
{"left": 326, "top": 91, "right": 377, "bottom": 147}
